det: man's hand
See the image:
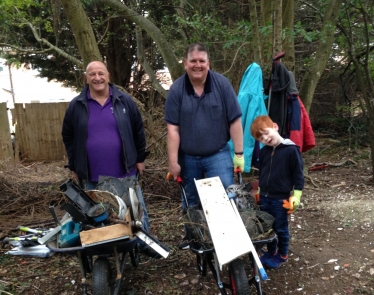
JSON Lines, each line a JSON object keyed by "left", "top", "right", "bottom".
{"left": 233, "top": 154, "right": 245, "bottom": 171}
{"left": 71, "top": 171, "right": 78, "bottom": 182}
{"left": 282, "top": 190, "right": 302, "bottom": 214}
{"left": 168, "top": 162, "right": 181, "bottom": 180}
{"left": 136, "top": 162, "right": 145, "bottom": 175}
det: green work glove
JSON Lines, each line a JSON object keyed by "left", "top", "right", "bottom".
{"left": 282, "top": 190, "right": 302, "bottom": 214}
{"left": 233, "top": 154, "right": 245, "bottom": 172}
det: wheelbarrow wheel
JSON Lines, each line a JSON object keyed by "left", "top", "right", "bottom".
{"left": 229, "top": 259, "right": 250, "bottom": 295}
{"left": 92, "top": 257, "right": 112, "bottom": 295}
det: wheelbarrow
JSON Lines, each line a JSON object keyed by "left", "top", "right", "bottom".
{"left": 167, "top": 173, "right": 277, "bottom": 295}
{"left": 45, "top": 178, "right": 170, "bottom": 295}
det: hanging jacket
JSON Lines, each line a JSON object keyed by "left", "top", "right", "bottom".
{"left": 286, "top": 72, "right": 316, "bottom": 152}
{"left": 228, "top": 63, "right": 267, "bottom": 172}
{"left": 265, "top": 62, "right": 290, "bottom": 137}
{"left": 287, "top": 95, "right": 316, "bottom": 152}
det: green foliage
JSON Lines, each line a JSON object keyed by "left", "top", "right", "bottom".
{"left": 178, "top": 14, "right": 230, "bottom": 44}
{"left": 294, "top": 21, "right": 319, "bottom": 43}
{"left": 1, "top": 0, "right": 37, "bottom": 9}
{"left": 44, "top": 20, "right": 53, "bottom": 33}
{"left": 259, "top": 24, "right": 272, "bottom": 37}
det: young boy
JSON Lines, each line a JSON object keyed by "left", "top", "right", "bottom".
{"left": 250, "top": 115, "right": 304, "bottom": 269}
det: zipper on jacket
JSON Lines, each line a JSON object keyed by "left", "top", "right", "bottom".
{"left": 265, "top": 146, "right": 276, "bottom": 197}
{"left": 112, "top": 96, "right": 129, "bottom": 173}
{"left": 83, "top": 101, "right": 89, "bottom": 179}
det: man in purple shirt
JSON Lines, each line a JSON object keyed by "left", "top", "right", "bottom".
{"left": 62, "top": 61, "right": 157, "bottom": 257}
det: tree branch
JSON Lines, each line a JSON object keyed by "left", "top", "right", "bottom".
{"left": 222, "top": 42, "right": 249, "bottom": 76}
{"left": 25, "top": 20, "right": 83, "bottom": 67}
{"left": 299, "top": 0, "right": 324, "bottom": 21}
{"left": 0, "top": 43, "right": 53, "bottom": 54}
{"left": 97, "top": 15, "right": 120, "bottom": 45}
{"left": 135, "top": 26, "right": 168, "bottom": 99}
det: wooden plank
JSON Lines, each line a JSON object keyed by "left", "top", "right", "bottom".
{"left": 80, "top": 223, "right": 132, "bottom": 247}
{"left": 195, "top": 177, "right": 252, "bottom": 269}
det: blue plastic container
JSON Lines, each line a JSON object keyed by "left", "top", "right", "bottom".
{"left": 92, "top": 210, "right": 109, "bottom": 222}
{"left": 87, "top": 203, "right": 110, "bottom": 223}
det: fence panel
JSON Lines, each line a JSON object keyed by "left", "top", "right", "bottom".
{"left": 14, "top": 102, "right": 69, "bottom": 161}
{"left": 0, "top": 103, "right": 13, "bottom": 161}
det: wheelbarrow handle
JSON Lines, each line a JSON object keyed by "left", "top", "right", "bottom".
{"left": 234, "top": 168, "right": 243, "bottom": 185}
{"left": 166, "top": 172, "right": 182, "bottom": 183}
{"left": 166, "top": 173, "right": 188, "bottom": 207}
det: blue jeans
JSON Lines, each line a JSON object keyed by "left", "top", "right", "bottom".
{"left": 84, "top": 177, "right": 150, "bottom": 234}
{"left": 259, "top": 197, "right": 289, "bottom": 256}
{"left": 179, "top": 144, "right": 234, "bottom": 210}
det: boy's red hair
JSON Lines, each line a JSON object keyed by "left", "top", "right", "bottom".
{"left": 250, "top": 116, "right": 274, "bottom": 139}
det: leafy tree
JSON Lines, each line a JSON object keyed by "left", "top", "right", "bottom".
{"left": 1, "top": 0, "right": 367, "bottom": 118}
{"left": 1, "top": 0, "right": 87, "bottom": 88}
{"left": 336, "top": 0, "right": 374, "bottom": 173}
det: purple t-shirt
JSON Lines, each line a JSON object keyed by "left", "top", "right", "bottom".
{"left": 86, "top": 90, "right": 136, "bottom": 181}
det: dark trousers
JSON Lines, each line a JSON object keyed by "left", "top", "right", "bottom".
{"left": 260, "top": 197, "right": 290, "bottom": 256}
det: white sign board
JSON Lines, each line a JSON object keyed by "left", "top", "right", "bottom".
{"left": 194, "top": 177, "right": 252, "bottom": 270}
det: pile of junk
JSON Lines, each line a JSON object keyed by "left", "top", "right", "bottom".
{"left": 2, "top": 177, "right": 169, "bottom": 295}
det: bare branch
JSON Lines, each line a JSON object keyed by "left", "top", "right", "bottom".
{"left": 0, "top": 43, "right": 53, "bottom": 54}
{"left": 97, "top": 15, "right": 121, "bottom": 45}
{"left": 299, "top": 0, "right": 324, "bottom": 21}
{"left": 135, "top": 26, "right": 168, "bottom": 99}
{"left": 222, "top": 42, "right": 249, "bottom": 76}
{"left": 25, "top": 21, "right": 83, "bottom": 67}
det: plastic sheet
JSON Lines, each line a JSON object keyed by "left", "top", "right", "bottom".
{"left": 6, "top": 243, "right": 53, "bottom": 258}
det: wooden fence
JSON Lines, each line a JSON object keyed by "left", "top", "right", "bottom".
{"left": 0, "top": 102, "right": 69, "bottom": 162}
{"left": 0, "top": 103, "right": 13, "bottom": 161}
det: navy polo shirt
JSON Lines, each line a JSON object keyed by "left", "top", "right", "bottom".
{"left": 164, "top": 71, "right": 241, "bottom": 156}
{"left": 86, "top": 89, "right": 136, "bottom": 181}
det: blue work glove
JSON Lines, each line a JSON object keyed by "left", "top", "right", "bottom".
{"left": 233, "top": 154, "right": 245, "bottom": 172}
{"left": 282, "top": 190, "right": 302, "bottom": 214}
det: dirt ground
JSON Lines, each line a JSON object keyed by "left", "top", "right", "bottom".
{"left": 0, "top": 135, "right": 374, "bottom": 295}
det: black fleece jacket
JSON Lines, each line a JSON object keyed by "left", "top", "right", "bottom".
{"left": 258, "top": 140, "right": 304, "bottom": 199}
{"left": 61, "top": 84, "right": 146, "bottom": 180}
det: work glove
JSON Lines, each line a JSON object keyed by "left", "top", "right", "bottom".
{"left": 254, "top": 187, "right": 260, "bottom": 204}
{"left": 282, "top": 190, "right": 302, "bottom": 214}
{"left": 233, "top": 154, "right": 245, "bottom": 172}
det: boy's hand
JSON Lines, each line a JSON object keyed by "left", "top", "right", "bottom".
{"left": 282, "top": 190, "right": 302, "bottom": 214}
{"left": 233, "top": 154, "right": 245, "bottom": 171}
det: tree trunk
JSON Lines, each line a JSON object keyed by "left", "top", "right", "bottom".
{"left": 104, "top": 18, "right": 134, "bottom": 87}
{"left": 299, "top": 0, "right": 344, "bottom": 114}
{"left": 174, "top": 0, "right": 190, "bottom": 48}
{"left": 249, "top": 0, "right": 262, "bottom": 65}
{"left": 260, "top": 0, "right": 273, "bottom": 72}
{"left": 282, "top": 0, "right": 295, "bottom": 72}
{"left": 273, "top": 0, "right": 283, "bottom": 55}
{"left": 60, "top": 0, "right": 102, "bottom": 68}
